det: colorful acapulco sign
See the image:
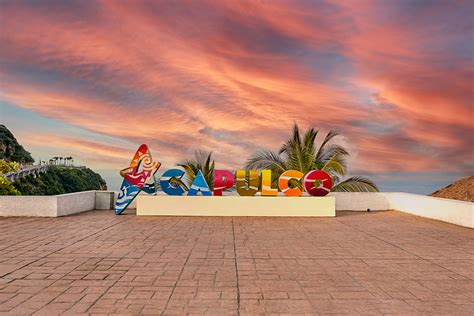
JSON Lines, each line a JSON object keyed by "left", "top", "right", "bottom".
{"left": 115, "top": 145, "right": 333, "bottom": 215}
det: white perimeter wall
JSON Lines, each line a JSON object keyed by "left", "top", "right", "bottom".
{"left": 331, "top": 192, "right": 473, "bottom": 229}
{"left": 386, "top": 193, "right": 473, "bottom": 229}
{"left": 56, "top": 191, "right": 96, "bottom": 217}
{"left": 0, "top": 191, "right": 114, "bottom": 217}
{"left": 0, "top": 195, "right": 57, "bottom": 217}
{"left": 329, "top": 192, "right": 391, "bottom": 211}
{"left": 0, "top": 191, "right": 472, "bottom": 228}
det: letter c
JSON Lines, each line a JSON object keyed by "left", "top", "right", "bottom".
{"left": 160, "top": 168, "right": 186, "bottom": 196}
{"left": 278, "top": 170, "right": 304, "bottom": 196}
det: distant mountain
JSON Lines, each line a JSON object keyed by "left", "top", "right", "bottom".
{"left": 430, "top": 176, "right": 473, "bottom": 202}
{"left": 0, "top": 125, "right": 34, "bottom": 163}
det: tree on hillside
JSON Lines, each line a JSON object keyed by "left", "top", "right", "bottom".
{"left": 12, "top": 166, "right": 107, "bottom": 195}
{"left": 0, "top": 125, "right": 34, "bottom": 163}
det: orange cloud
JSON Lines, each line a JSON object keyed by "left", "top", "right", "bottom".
{"left": 0, "top": 0, "right": 472, "bottom": 182}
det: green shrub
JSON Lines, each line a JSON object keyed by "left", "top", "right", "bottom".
{"left": 0, "top": 176, "right": 21, "bottom": 195}
{"left": 0, "top": 159, "right": 20, "bottom": 174}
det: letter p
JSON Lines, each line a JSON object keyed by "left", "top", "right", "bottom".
{"left": 213, "top": 170, "right": 235, "bottom": 196}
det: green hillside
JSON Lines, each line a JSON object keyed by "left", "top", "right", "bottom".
{"left": 0, "top": 125, "right": 107, "bottom": 195}
{"left": 0, "top": 125, "right": 34, "bottom": 163}
{"left": 13, "top": 166, "right": 107, "bottom": 195}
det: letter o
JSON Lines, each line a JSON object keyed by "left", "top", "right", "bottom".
{"left": 303, "top": 170, "right": 332, "bottom": 196}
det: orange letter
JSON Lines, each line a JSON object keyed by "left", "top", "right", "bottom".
{"left": 278, "top": 170, "right": 304, "bottom": 196}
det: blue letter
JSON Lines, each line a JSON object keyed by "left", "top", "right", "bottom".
{"left": 160, "top": 169, "right": 187, "bottom": 196}
{"left": 188, "top": 170, "right": 212, "bottom": 196}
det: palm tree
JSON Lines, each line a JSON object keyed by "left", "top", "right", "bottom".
{"left": 245, "top": 124, "right": 378, "bottom": 192}
{"left": 178, "top": 150, "right": 215, "bottom": 189}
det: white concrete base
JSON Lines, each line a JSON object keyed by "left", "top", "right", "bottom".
{"left": 137, "top": 195, "right": 336, "bottom": 217}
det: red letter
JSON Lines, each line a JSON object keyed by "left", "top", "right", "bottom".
{"left": 213, "top": 170, "right": 235, "bottom": 196}
{"left": 303, "top": 170, "right": 332, "bottom": 196}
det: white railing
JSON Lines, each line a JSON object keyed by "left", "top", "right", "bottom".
{"left": 2, "top": 164, "right": 49, "bottom": 182}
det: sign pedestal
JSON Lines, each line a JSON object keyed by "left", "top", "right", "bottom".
{"left": 137, "top": 195, "right": 335, "bottom": 217}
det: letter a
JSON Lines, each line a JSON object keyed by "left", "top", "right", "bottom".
{"left": 188, "top": 170, "right": 212, "bottom": 196}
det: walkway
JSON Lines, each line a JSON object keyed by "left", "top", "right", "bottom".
{"left": 0, "top": 211, "right": 472, "bottom": 314}
{"left": 2, "top": 165, "right": 48, "bottom": 182}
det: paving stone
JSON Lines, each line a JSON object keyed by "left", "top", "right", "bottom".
{"left": 0, "top": 210, "right": 472, "bottom": 314}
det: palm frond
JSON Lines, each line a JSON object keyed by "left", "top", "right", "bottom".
{"left": 303, "top": 128, "right": 318, "bottom": 150}
{"left": 331, "top": 176, "right": 379, "bottom": 192}
{"left": 176, "top": 163, "right": 196, "bottom": 186}
{"left": 178, "top": 150, "right": 215, "bottom": 188}
{"left": 318, "top": 144, "right": 349, "bottom": 162}
{"left": 302, "top": 128, "right": 318, "bottom": 173}
{"left": 321, "top": 153, "right": 346, "bottom": 177}
{"left": 279, "top": 124, "right": 301, "bottom": 155}
{"left": 278, "top": 124, "right": 307, "bottom": 172}
{"left": 245, "top": 150, "right": 286, "bottom": 173}
{"left": 315, "top": 130, "right": 339, "bottom": 162}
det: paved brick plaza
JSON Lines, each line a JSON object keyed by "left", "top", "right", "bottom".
{"left": 0, "top": 210, "right": 473, "bottom": 315}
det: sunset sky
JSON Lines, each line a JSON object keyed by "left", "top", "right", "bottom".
{"left": 1, "top": 0, "right": 472, "bottom": 193}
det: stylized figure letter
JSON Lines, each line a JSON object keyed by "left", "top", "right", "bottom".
{"left": 115, "top": 144, "right": 161, "bottom": 215}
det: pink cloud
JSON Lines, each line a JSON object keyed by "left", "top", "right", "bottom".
{"left": 0, "top": 0, "right": 472, "bottom": 179}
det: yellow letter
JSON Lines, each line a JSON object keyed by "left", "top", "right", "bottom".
{"left": 261, "top": 170, "right": 278, "bottom": 196}
{"left": 236, "top": 170, "right": 259, "bottom": 196}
